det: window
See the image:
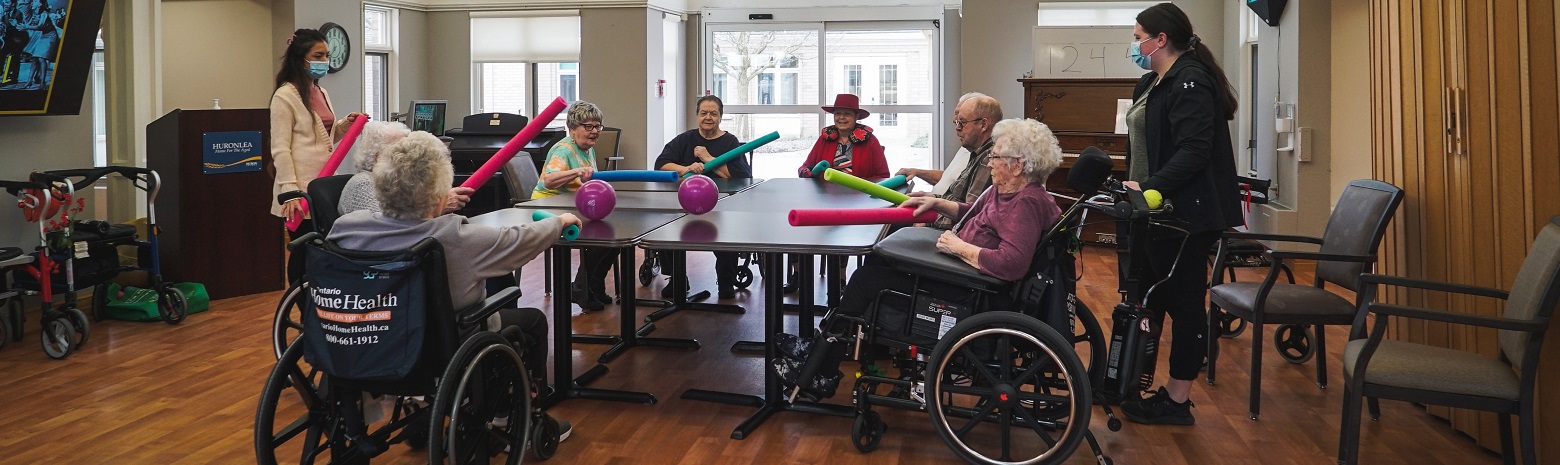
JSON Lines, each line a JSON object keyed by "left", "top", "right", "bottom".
{"left": 92, "top": 31, "right": 106, "bottom": 167}
{"left": 878, "top": 64, "right": 898, "bottom": 126}
{"left": 1036, "top": 2, "right": 1157, "bottom": 26}
{"left": 471, "top": 14, "right": 580, "bottom": 127}
{"left": 706, "top": 16, "right": 939, "bottom": 180}
{"left": 365, "top": 53, "right": 388, "bottom": 120}
{"left": 363, "top": 6, "right": 396, "bottom": 121}
{"left": 844, "top": 65, "right": 862, "bottom": 96}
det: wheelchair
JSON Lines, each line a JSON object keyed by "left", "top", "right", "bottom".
{"left": 255, "top": 233, "right": 563, "bottom": 464}
{"left": 780, "top": 177, "right": 1141, "bottom": 465}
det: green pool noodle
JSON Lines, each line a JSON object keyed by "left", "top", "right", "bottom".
{"left": 809, "top": 160, "right": 830, "bottom": 177}
{"left": 531, "top": 209, "right": 580, "bottom": 241}
{"left": 684, "top": 131, "right": 780, "bottom": 178}
{"left": 822, "top": 168, "right": 910, "bottom": 205}
{"left": 877, "top": 174, "right": 908, "bottom": 190}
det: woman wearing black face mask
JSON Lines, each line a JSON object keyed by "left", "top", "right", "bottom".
{"left": 1117, "top": 2, "right": 1242, "bottom": 426}
{"left": 270, "top": 28, "right": 363, "bottom": 283}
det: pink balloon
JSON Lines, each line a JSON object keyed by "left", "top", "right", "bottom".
{"left": 575, "top": 180, "right": 617, "bottom": 220}
{"left": 678, "top": 175, "right": 719, "bottom": 215}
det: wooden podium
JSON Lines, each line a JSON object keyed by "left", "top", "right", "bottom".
{"left": 146, "top": 108, "right": 284, "bottom": 300}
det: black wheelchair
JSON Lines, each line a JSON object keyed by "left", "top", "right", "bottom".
{"left": 776, "top": 159, "right": 1161, "bottom": 465}
{"left": 255, "top": 233, "right": 563, "bottom": 464}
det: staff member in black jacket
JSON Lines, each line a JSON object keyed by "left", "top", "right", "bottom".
{"left": 1118, "top": 2, "right": 1242, "bottom": 426}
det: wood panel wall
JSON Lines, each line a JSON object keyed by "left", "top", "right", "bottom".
{"left": 1371, "top": 0, "right": 1560, "bottom": 458}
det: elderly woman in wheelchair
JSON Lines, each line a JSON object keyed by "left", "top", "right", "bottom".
{"left": 256, "top": 131, "right": 582, "bottom": 464}
{"left": 774, "top": 117, "right": 1064, "bottom": 399}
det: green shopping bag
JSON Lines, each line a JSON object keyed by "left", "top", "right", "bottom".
{"left": 102, "top": 282, "right": 211, "bottom": 322}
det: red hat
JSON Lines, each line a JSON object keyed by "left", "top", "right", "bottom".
{"left": 822, "top": 94, "right": 870, "bottom": 119}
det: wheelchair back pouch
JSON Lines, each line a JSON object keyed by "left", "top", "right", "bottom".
{"left": 13, "top": 221, "right": 137, "bottom": 292}
{"left": 102, "top": 282, "right": 210, "bottom": 321}
{"left": 300, "top": 248, "right": 428, "bottom": 381}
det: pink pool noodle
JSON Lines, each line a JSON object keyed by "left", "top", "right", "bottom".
{"left": 787, "top": 207, "right": 939, "bottom": 226}
{"left": 459, "top": 97, "right": 569, "bottom": 190}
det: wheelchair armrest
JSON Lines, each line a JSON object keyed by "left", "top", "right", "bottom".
{"left": 288, "top": 232, "right": 322, "bottom": 251}
{"left": 1265, "top": 249, "right": 1374, "bottom": 263}
{"left": 457, "top": 286, "right": 524, "bottom": 328}
{"left": 1359, "top": 273, "right": 1509, "bottom": 300}
{"left": 872, "top": 227, "right": 1007, "bottom": 290}
{"left": 1367, "top": 302, "right": 1546, "bottom": 333}
{"left": 1222, "top": 232, "right": 1325, "bottom": 246}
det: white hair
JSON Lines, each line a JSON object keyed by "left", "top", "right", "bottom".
{"left": 958, "top": 92, "right": 1004, "bottom": 122}
{"left": 991, "top": 118, "right": 1062, "bottom": 184}
{"left": 353, "top": 121, "right": 411, "bottom": 172}
{"left": 566, "top": 101, "right": 603, "bottom": 129}
{"left": 372, "top": 131, "right": 453, "bottom": 220}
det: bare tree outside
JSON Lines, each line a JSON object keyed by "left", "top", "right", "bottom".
{"left": 712, "top": 30, "right": 817, "bottom": 140}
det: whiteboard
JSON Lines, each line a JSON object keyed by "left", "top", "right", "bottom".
{"left": 1031, "top": 26, "right": 1144, "bottom": 79}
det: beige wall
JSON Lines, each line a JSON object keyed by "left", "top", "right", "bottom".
{"left": 1329, "top": 0, "right": 1371, "bottom": 202}
{"left": 398, "top": 9, "right": 430, "bottom": 102}
{"left": 424, "top": 11, "right": 473, "bottom": 118}
{"left": 580, "top": 8, "right": 654, "bottom": 170}
{"left": 161, "top": 0, "right": 276, "bottom": 110}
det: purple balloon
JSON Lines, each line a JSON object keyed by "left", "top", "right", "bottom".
{"left": 678, "top": 175, "right": 719, "bottom": 215}
{"left": 575, "top": 179, "right": 617, "bottom": 220}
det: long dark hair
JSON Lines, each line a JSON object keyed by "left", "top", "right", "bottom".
{"left": 1137, "top": 3, "right": 1238, "bottom": 120}
{"left": 274, "top": 28, "right": 326, "bottom": 119}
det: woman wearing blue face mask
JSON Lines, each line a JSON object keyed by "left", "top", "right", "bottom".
{"left": 1116, "top": 2, "right": 1241, "bottom": 427}
{"left": 270, "top": 28, "right": 363, "bottom": 282}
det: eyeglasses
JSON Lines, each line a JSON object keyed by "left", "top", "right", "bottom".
{"left": 578, "top": 124, "right": 604, "bottom": 132}
{"left": 987, "top": 155, "right": 1021, "bottom": 164}
{"left": 953, "top": 117, "right": 986, "bottom": 129}
{"left": 697, "top": 111, "right": 721, "bottom": 118}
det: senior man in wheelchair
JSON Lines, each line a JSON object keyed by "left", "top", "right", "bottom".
{"left": 773, "top": 118, "right": 1065, "bottom": 399}
{"left": 329, "top": 131, "right": 582, "bottom": 439}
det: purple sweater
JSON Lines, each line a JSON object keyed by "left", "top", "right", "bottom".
{"left": 953, "top": 182, "right": 1061, "bottom": 282}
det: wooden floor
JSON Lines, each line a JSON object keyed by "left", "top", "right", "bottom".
{"left": 0, "top": 246, "right": 1504, "bottom": 464}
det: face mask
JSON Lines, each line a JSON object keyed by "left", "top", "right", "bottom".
{"left": 1128, "top": 38, "right": 1161, "bottom": 70}
{"left": 307, "top": 61, "right": 330, "bottom": 79}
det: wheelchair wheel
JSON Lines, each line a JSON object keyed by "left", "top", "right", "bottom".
{"left": 0, "top": 314, "right": 9, "bottom": 351}
{"left": 733, "top": 266, "right": 753, "bottom": 290}
{"left": 40, "top": 316, "right": 76, "bottom": 359}
{"left": 531, "top": 413, "right": 560, "bottom": 461}
{"left": 1274, "top": 324, "right": 1315, "bottom": 364}
{"left": 851, "top": 410, "right": 886, "bottom": 453}
{"left": 927, "top": 312, "right": 1091, "bottom": 465}
{"left": 1069, "top": 298, "right": 1107, "bottom": 385}
{"left": 1217, "top": 311, "right": 1248, "bottom": 338}
{"left": 157, "top": 285, "right": 188, "bottom": 325}
{"left": 638, "top": 252, "right": 660, "bottom": 287}
{"left": 272, "top": 282, "right": 307, "bottom": 360}
{"left": 428, "top": 331, "right": 531, "bottom": 465}
{"left": 92, "top": 282, "right": 110, "bottom": 321}
{"left": 255, "top": 340, "right": 338, "bottom": 465}
{"left": 64, "top": 306, "right": 90, "bottom": 348}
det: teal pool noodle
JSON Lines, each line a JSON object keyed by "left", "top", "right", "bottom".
{"left": 531, "top": 209, "right": 580, "bottom": 241}
{"left": 809, "top": 160, "right": 831, "bottom": 177}
{"left": 822, "top": 168, "right": 910, "bottom": 205}
{"left": 877, "top": 174, "right": 908, "bottom": 190}
{"left": 685, "top": 131, "right": 780, "bottom": 178}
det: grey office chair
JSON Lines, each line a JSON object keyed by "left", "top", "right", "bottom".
{"left": 1337, "top": 216, "right": 1560, "bottom": 465}
{"left": 1206, "top": 179, "right": 1404, "bottom": 420}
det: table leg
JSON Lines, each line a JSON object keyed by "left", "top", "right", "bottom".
{"left": 681, "top": 251, "right": 850, "bottom": 440}
{"left": 537, "top": 245, "right": 657, "bottom": 409}
{"left": 643, "top": 250, "right": 745, "bottom": 323}
{"left": 597, "top": 246, "right": 700, "bottom": 365}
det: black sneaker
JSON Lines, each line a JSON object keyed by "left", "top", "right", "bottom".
{"left": 571, "top": 282, "right": 604, "bottom": 312}
{"left": 1120, "top": 387, "right": 1195, "bottom": 425}
{"left": 660, "top": 280, "right": 689, "bottom": 299}
{"left": 718, "top": 284, "right": 737, "bottom": 300}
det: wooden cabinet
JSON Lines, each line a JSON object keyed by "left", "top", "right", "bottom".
{"left": 1021, "top": 78, "right": 1136, "bottom": 243}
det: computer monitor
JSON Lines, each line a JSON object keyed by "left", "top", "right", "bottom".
{"left": 408, "top": 100, "right": 448, "bottom": 136}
